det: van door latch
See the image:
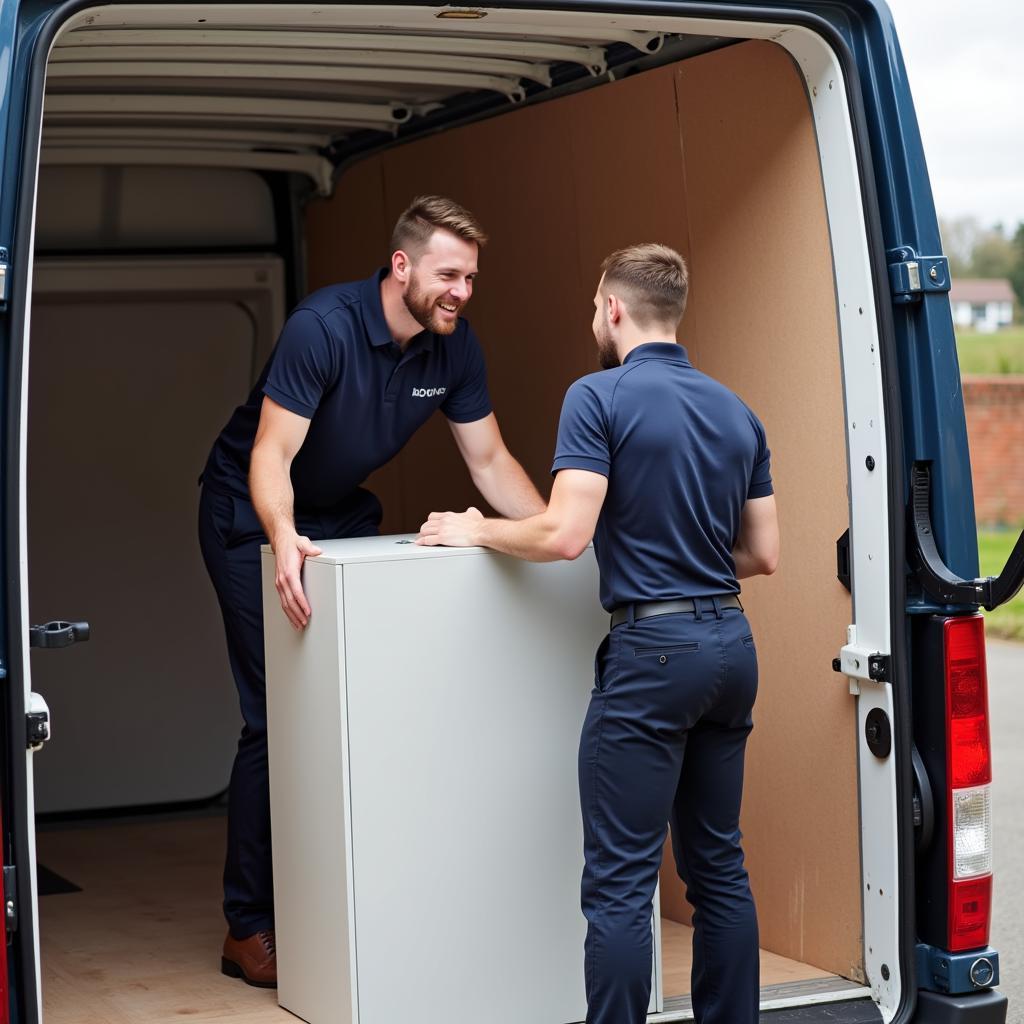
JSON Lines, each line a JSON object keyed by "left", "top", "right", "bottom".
{"left": 29, "top": 620, "right": 89, "bottom": 649}
{"left": 834, "top": 648, "right": 890, "bottom": 682}
{"left": 833, "top": 626, "right": 891, "bottom": 685}
{"left": 887, "top": 246, "right": 950, "bottom": 303}
{"left": 27, "top": 693, "right": 51, "bottom": 751}
{"left": 0, "top": 247, "right": 8, "bottom": 303}
{"left": 3, "top": 866, "right": 16, "bottom": 933}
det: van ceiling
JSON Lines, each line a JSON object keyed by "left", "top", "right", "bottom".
{"left": 43, "top": 4, "right": 728, "bottom": 196}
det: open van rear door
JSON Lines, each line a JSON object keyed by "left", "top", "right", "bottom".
{"left": 0, "top": 0, "right": 60, "bottom": 1018}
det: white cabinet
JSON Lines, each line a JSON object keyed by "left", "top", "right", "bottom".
{"left": 263, "top": 537, "right": 661, "bottom": 1024}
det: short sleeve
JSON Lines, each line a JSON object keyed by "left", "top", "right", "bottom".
{"left": 551, "top": 379, "right": 611, "bottom": 478}
{"left": 747, "top": 415, "right": 774, "bottom": 499}
{"left": 441, "top": 323, "right": 493, "bottom": 424}
{"left": 262, "top": 308, "right": 339, "bottom": 419}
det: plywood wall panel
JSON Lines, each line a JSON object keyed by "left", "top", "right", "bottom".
{"left": 304, "top": 39, "right": 860, "bottom": 981}
{"left": 565, "top": 65, "right": 697, "bottom": 348}
{"left": 305, "top": 154, "right": 387, "bottom": 289}
{"left": 670, "top": 40, "right": 861, "bottom": 979}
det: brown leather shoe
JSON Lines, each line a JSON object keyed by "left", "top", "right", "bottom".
{"left": 221, "top": 929, "right": 277, "bottom": 988}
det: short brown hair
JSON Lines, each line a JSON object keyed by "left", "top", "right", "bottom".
{"left": 600, "top": 243, "right": 689, "bottom": 329}
{"left": 391, "top": 195, "right": 488, "bottom": 258}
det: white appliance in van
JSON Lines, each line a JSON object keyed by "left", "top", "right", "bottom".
{"left": 263, "top": 537, "right": 661, "bottom": 1024}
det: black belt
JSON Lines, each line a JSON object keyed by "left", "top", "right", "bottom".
{"left": 610, "top": 595, "right": 742, "bottom": 629}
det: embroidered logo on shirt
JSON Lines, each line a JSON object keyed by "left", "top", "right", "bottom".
{"left": 411, "top": 386, "right": 447, "bottom": 398}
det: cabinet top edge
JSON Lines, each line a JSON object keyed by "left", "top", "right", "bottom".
{"left": 260, "top": 534, "right": 490, "bottom": 565}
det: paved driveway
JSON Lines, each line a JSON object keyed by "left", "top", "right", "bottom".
{"left": 987, "top": 639, "right": 1022, "bottom": 1019}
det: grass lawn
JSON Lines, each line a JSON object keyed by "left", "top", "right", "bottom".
{"left": 978, "top": 529, "right": 1024, "bottom": 641}
{"left": 956, "top": 327, "right": 1024, "bottom": 375}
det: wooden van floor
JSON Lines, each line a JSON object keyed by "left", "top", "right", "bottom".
{"left": 38, "top": 816, "right": 837, "bottom": 1023}
{"left": 38, "top": 815, "right": 289, "bottom": 1024}
{"left": 660, "top": 919, "right": 834, "bottom": 998}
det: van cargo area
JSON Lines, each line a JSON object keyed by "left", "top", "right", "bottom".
{"left": 24, "top": 6, "right": 884, "bottom": 1022}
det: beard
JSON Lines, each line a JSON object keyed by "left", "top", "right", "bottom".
{"left": 595, "top": 317, "right": 620, "bottom": 369}
{"left": 403, "top": 271, "right": 461, "bottom": 336}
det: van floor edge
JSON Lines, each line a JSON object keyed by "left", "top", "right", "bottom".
{"left": 38, "top": 817, "right": 858, "bottom": 1023}
{"left": 657, "top": 979, "right": 879, "bottom": 1022}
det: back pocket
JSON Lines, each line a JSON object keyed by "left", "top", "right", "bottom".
{"left": 633, "top": 642, "right": 700, "bottom": 660}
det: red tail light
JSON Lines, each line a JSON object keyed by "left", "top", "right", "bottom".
{"left": 944, "top": 615, "right": 993, "bottom": 952}
{"left": 945, "top": 616, "right": 991, "bottom": 789}
{"left": 949, "top": 876, "right": 993, "bottom": 952}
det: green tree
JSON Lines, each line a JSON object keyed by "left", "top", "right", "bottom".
{"left": 970, "top": 228, "right": 1015, "bottom": 279}
{"left": 1010, "top": 222, "right": 1024, "bottom": 318}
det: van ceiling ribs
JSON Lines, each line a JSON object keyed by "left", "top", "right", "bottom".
{"left": 42, "top": 4, "right": 674, "bottom": 195}
{"left": 53, "top": 30, "right": 610, "bottom": 74}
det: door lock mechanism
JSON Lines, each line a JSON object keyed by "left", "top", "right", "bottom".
{"left": 27, "top": 693, "right": 51, "bottom": 751}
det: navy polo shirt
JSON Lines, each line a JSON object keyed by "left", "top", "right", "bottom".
{"left": 552, "top": 342, "right": 773, "bottom": 612}
{"left": 201, "top": 269, "right": 492, "bottom": 512}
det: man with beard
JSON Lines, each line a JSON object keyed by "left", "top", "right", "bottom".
{"left": 199, "top": 195, "right": 544, "bottom": 987}
{"left": 417, "top": 243, "right": 779, "bottom": 1024}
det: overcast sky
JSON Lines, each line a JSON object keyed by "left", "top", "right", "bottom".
{"left": 888, "top": 0, "right": 1024, "bottom": 232}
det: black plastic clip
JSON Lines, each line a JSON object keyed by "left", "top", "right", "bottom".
{"left": 836, "top": 529, "right": 851, "bottom": 592}
{"left": 29, "top": 621, "right": 90, "bottom": 650}
{"left": 868, "top": 654, "right": 891, "bottom": 682}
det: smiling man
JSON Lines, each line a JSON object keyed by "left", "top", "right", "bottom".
{"left": 418, "top": 243, "right": 779, "bottom": 1024}
{"left": 198, "top": 195, "right": 543, "bottom": 987}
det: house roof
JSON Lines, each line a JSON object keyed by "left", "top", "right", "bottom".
{"left": 949, "top": 278, "right": 1016, "bottom": 304}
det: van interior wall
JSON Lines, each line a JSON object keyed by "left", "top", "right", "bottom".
{"left": 27, "top": 167, "right": 283, "bottom": 814}
{"left": 305, "top": 40, "right": 861, "bottom": 980}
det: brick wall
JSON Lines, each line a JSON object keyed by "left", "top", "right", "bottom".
{"left": 963, "top": 376, "right": 1024, "bottom": 526}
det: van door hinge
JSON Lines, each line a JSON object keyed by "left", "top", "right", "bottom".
{"left": 887, "top": 246, "right": 950, "bottom": 303}
{"left": 27, "top": 693, "right": 51, "bottom": 751}
{"left": 3, "top": 866, "right": 17, "bottom": 933}
{"left": 832, "top": 625, "right": 891, "bottom": 690}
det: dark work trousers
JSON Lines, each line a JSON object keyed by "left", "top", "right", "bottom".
{"left": 197, "top": 483, "right": 381, "bottom": 939}
{"left": 579, "top": 599, "right": 760, "bottom": 1024}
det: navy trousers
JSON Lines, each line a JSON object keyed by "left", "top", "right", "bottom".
{"left": 579, "top": 599, "right": 760, "bottom": 1024}
{"left": 197, "top": 484, "right": 380, "bottom": 939}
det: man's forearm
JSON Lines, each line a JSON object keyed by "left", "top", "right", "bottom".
{"left": 472, "top": 513, "right": 576, "bottom": 562}
{"left": 249, "top": 446, "right": 297, "bottom": 544}
{"left": 471, "top": 450, "right": 546, "bottom": 519}
{"left": 732, "top": 548, "right": 760, "bottom": 580}
{"left": 732, "top": 544, "right": 777, "bottom": 579}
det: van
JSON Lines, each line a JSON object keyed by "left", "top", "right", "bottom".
{"left": 1, "top": 1, "right": 1021, "bottom": 1022}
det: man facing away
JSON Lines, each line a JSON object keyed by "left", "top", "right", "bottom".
{"left": 417, "top": 243, "right": 780, "bottom": 1024}
{"left": 199, "top": 196, "right": 544, "bottom": 987}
